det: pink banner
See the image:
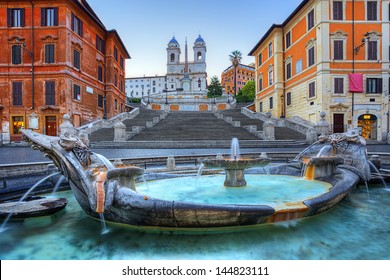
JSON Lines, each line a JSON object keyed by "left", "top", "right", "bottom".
{"left": 349, "top": 73, "right": 363, "bottom": 93}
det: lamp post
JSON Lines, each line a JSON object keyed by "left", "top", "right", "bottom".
{"left": 147, "top": 89, "right": 150, "bottom": 104}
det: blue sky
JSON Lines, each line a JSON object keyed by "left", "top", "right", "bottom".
{"left": 87, "top": 0, "right": 303, "bottom": 79}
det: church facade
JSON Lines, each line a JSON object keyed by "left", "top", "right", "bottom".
{"left": 166, "top": 35, "right": 207, "bottom": 94}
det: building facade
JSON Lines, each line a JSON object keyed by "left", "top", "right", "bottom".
{"left": 0, "top": 0, "right": 130, "bottom": 142}
{"left": 249, "top": 0, "right": 389, "bottom": 141}
{"left": 125, "top": 76, "right": 166, "bottom": 100}
{"left": 166, "top": 35, "right": 207, "bottom": 94}
{"left": 221, "top": 63, "right": 255, "bottom": 95}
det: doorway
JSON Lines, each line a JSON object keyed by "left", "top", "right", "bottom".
{"left": 358, "top": 114, "right": 377, "bottom": 140}
{"left": 45, "top": 116, "right": 57, "bottom": 136}
{"left": 333, "top": 113, "right": 344, "bottom": 133}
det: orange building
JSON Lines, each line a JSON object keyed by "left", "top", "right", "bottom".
{"left": 249, "top": 0, "right": 389, "bottom": 142}
{"left": 0, "top": 0, "right": 130, "bottom": 142}
{"left": 221, "top": 63, "right": 255, "bottom": 95}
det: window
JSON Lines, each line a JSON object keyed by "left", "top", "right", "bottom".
{"left": 268, "top": 42, "right": 273, "bottom": 58}
{"left": 260, "top": 102, "right": 263, "bottom": 112}
{"left": 307, "top": 9, "right": 315, "bottom": 30}
{"left": 368, "top": 41, "right": 378, "bottom": 60}
{"left": 258, "top": 53, "right": 262, "bottom": 66}
{"left": 71, "top": 13, "right": 83, "bottom": 37}
{"left": 308, "top": 81, "right": 316, "bottom": 98}
{"left": 120, "top": 79, "right": 123, "bottom": 92}
{"left": 170, "top": 53, "right": 175, "bottom": 62}
{"left": 98, "top": 94, "right": 104, "bottom": 108}
{"left": 114, "top": 47, "right": 118, "bottom": 61}
{"left": 114, "top": 73, "right": 117, "bottom": 87}
{"left": 268, "top": 69, "right": 273, "bottom": 86}
{"left": 258, "top": 77, "right": 263, "bottom": 91}
{"left": 286, "top": 62, "right": 292, "bottom": 79}
{"left": 334, "top": 77, "right": 344, "bottom": 94}
{"left": 45, "top": 81, "right": 55, "bottom": 105}
{"left": 114, "top": 99, "right": 118, "bottom": 110}
{"left": 120, "top": 56, "right": 124, "bottom": 68}
{"left": 45, "top": 44, "right": 55, "bottom": 63}
{"left": 73, "top": 84, "right": 81, "bottom": 100}
{"left": 197, "top": 51, "right": 202, "bottom": 61}
{"left": 366, "top": 78, "right": 382, "bottom": 93}
{"left": 96, "top": 35, "right": 105, "bottom": 54}
{"left": 286, "top": 92, "right": 292, "bottom": 106}
{"left": 333, "top": 1, "right": 343, "bottom": 20}
{"left": 7, "top": 8, "right": 25, "bottom": 27}
{"left": 12, "top": 81, "right": 23, "bottom": 106}
{"left": 296, "top": 59, "right": 303, "bottom": 74}
{"left": 73, "top": 50, "right": 80, "bottom": 69}
{"left": 333, "top": 40, "right": 343, "bottom": 60}
{"left": 12, "top": 45, "right": 22, "bottom": 65}
{"left": 269, "top": 97, "right": 273, "bottom": 109}
{"left": 98, "top": 65, "right": 103, "bottom": 82}
{"left": 367, "top": 1, "right": 377, "bottom": 21}
{"left": 286, "top": 32, "right": 291, "bottom": 49}
{"left": 308, "top": 46, "right": 315, "bottom": 67}
{"left": 41, "top": 8, "right": 58, "bottom": 26}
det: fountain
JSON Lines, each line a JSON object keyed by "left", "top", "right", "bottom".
{"left": 17, "top": 125, "right": 373, "bottom": 232}
{"left": 201, "top": 138, "right": 270, "bottom": 187}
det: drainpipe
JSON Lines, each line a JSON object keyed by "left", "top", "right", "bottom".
{"left": 31, "top": 0, "right": 35, "bottom": 110}
{"left": 351, "top": 0, "right": 355, "bottom": 122}
{"left": 281, "top": 28, "right": 286, "bottom": 118}
{"left": 103, "top": 44, "right": 107, "bottom": 119}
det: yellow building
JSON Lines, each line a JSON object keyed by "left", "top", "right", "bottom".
{"left": 249, "top": 0, "right": 389, "bottom": 141}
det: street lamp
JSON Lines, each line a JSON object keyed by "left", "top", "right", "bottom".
{"left": 147, "top": 89, "right": 150, "bottom": 104}
{"left": 16, "top": 39, "right": 34, "bottom": 109}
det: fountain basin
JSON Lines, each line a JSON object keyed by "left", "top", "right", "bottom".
{"left": 20, "top": 129, "right": 368, "bottom": 232}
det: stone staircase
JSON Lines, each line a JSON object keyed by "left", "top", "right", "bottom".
{"left": 218, "top": 105, "right": 306, "bottom": 140}
{"left": 89, "top": 105, "right": 165, "bottom": 142}
{"left": 130, "top": 111, "right": 259, "bottom": 141}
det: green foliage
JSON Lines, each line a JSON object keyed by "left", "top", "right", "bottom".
{"left": 127, "top": 97, "right": 141, "bottom": 104}
{"left": 236, "top": 80, "right": 255, "bottom": 103}
{"left": 207, "top": 76, "right": 223, "bottom": 98}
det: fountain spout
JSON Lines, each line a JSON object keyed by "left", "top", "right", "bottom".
{"left": 231, "top": 137, "right": 240, "bottom": 161}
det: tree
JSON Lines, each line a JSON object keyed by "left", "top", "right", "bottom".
{"left": 236, "top": 80, "right": 255, "bottom": 103}
{"left": 207, "top": 76, "right": 222, "bottom": 99}
{"left": 229, "top": 50, "right": 242, "bottom": 97}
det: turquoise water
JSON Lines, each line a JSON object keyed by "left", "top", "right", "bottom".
{"left": 0, "top": 186, "right": 389, "bottom": 260}
{"left": 137, "top": 175, "right": 331, "bottom": 207}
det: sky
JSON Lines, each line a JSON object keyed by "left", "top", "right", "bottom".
{"left": 87, "top": 0, "right": 303, "bottom": 79}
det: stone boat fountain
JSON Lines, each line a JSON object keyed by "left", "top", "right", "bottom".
{"left": 20, "top": 125, "right": 371, "bottom": 231}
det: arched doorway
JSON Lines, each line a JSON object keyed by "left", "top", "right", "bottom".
{"left": 358, "top": 114, "right": 377, "bottom": 140}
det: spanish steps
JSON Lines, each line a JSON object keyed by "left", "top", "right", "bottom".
{"left": 89, "top": 103, "right": 306, "bottom": 148}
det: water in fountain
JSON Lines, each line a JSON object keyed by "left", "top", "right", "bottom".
{"left": 51, "top": 175, "right": 66, "bottom": 195}
{"left": 230, "top": 137, "right": 240, "bottom": 160}
{"left": 364, "top": 181, "right": 371, "bottom": 201}
{"left": 0, "top": 172, "right": 61, "bottom": 233}
{"left": 140, "top": 175, "right": 149, "bottom": 191}
{"left": 94, "top": 153, "right": 115, "bottom": 170}
{"left": 197, "top": 163, "right": 205, "bottom": 177}
{"left": 99, "top": 213, "right": 109, "bottom": 235}
{"left": 367, "top": 161, "right": 388, "bottom": 189}
{"left": 316, "top": 145, "right": 333, "bottom": 157}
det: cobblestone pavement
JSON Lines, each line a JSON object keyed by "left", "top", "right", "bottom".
{"left": 0, "top": 145, "right": 389, "bottom": 165}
